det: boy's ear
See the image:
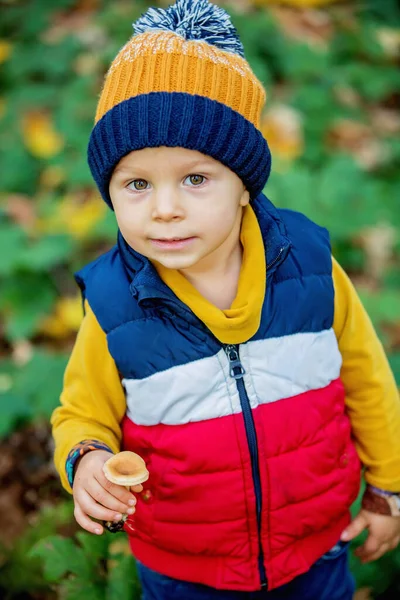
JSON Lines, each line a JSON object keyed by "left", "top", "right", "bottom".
{"left": 240, "top": 188, "right": 250, "bottom": 207}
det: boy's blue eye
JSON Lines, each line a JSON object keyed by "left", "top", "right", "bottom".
{"left": 127, "top": 176, "right": 205, "bottom": 190}
{"left": 128, "top": 179, "right": 149, "bottom": 191}
{"left": 185, "top": 175, "right": 205, "bottom": 186}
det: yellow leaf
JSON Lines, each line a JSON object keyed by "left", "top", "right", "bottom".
{"left": 64, "top": 195, "right": 106, "bottom": 238}
{"left": 74, "top": 53, "right": 101, "bottom": 76}
{"left": 261, "top": 105, "right": 303, "bottom": 161}
{"left": 37, "top": 192, "right": 107, "bottom": 239}
{"left": 39, "top": 295, "right": 83, "bottom": 339}
{"left": 0, "top": 40, "right": 12, "bottom": 64}
{"left": 22, "top": 111, "right": 64, "bottom": 159}
{"left": 40, "top": 165, "right": 66, "bottom": 189}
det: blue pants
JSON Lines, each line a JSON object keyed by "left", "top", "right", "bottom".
{"left": 137, "top": 541, "right": 355, "bottom": 600}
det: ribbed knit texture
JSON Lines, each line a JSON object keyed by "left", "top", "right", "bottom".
{"left": 88, "top": 92, "right": 271, "bottom": 207}
{"left": 87, "top": 4, "right": 272, "bottom": 207}
{"left": 95, "top": 32, "right": 265, "bottom": 127}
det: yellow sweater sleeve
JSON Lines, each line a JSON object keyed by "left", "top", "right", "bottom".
{"left": 332, "top": 257, "right": 400, "bottom": 491}
{"left": 51, "top": 301, "right": 126, "bottom": 493}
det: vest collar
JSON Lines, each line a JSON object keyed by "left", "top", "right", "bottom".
{"left": 118, "top": 193, "right": 291, "bottom": 309}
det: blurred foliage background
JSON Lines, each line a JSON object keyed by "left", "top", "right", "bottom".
{"left": 0, "top": 0, "right": 399, "bottom": 598}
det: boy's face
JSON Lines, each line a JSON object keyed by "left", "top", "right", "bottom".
{"left": 109, "top": 146, "right": 250, "bottom": 273}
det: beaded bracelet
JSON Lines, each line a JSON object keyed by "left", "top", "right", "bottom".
{"left": 66, "top": 439, "right": 114, "bottom": 488}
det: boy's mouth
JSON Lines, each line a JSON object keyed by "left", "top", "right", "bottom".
{"left": 150, "top": 237, "right": 196, "bottom": 250}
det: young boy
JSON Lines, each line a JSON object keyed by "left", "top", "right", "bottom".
{"left": 51, "top": 1, "right": 400, "bottom": 598}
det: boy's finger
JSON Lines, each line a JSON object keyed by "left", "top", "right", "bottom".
{"left": 95, "top": 472, "right": 139, "bottom": 505}
{"left": 354, "top": 542, "right": 377, "bottom": 558}
{"left": 341, "top": 513, "right": 368, "bottom": 541}
{"left": 131, "top": 484, "right": 143, "bottom": 493}
{"left": 356, "top": 542, "right": 389, "bottom": 563}
{"left": 354, "top": 534, "right": 386, "bottom": 559}
{"left": 78, "top": 489, "right": 131, "bottom": 523}
{"left": 89, "top": 478, "right": 136, "bottom": 514}
{"left": 74, "top": 502, "right": 103, "bottom": 535}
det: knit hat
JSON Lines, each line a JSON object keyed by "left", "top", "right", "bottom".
{"left": 88, "top": 0, "right": 271, "bottom": 208}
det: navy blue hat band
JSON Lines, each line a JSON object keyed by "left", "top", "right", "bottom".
{"left": 87, "top": 92, "right": 271, "bottom": 208}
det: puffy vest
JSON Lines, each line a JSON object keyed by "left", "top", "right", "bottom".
{"left": 76, "top": 194, "right": 361, "bottom": 591}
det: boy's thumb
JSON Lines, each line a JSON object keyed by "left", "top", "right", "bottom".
{"left": 340, "top": 513, "right": 368, "bottom": 541}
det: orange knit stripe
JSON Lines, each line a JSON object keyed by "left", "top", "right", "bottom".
{"left": 95, "top": 31, "right": 266, "bottom": 128}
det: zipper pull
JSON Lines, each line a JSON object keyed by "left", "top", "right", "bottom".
{"left": 225, "top": 345, "right": 246, "bottom": 379}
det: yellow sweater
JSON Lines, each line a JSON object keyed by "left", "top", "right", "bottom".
{"left": 52, "top": 216, "right": 400, "bottom": 494}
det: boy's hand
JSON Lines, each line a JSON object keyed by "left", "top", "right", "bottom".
{"left": 341, "top": 509, "right": 400, "bottom": 563}
{"left": 73, "top": 450, "right": 138, "bottom": 535}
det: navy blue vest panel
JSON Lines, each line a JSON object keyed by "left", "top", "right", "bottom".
{"left": 253, "top": 208, "right": 333, "bottom": 341}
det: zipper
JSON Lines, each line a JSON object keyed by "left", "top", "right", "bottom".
{"left": 225, "top": 344, "right": 267, "bottom": 589}
{"left": 267, "top": 246, "right": 286, "bottom": 271}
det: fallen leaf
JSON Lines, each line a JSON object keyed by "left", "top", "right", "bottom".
{"left": 74, "top": 52, "right": 101, "bottom": 76}
{"left": 39, "top": 295, "right": 83, "bottom": 339}
{"left": 358, "top": 223, "right": 397, "bottom": 283}
{"left": 40, "top": 165, "right": 66, "bottom": 189}
{"left": 37, "top": 191, "right": 106, "bottom": 239}
{"left": 22, "top": 111, "right": 64, "bottom": 159}
{"left": 12, "top": 339, "right": 34, "bottom": 366}
{"left": 0, "top": 40, "right": 12, "bottom": 64}
{"left": 269, "top": 6, "right": 334, "bottom": 47}
{"left": 334, "top": 85, "right": 361, "bottom": 109}
{"left": 6, "top": 194, "right": 37, "bottom": 230}
{"left": 328, "top": 119, "right": 370, "bottom": 148}
{"left": 327, "top": 119, "right": 389, "bottom": 170}
{"left": 376, "top": 27, "right": 400, "bottom": 58}
{"left": 107, "top": 537, "right": 132, "bottom": 570}
{"left": 109, "top": 538, "right": 131, "bottom": 556}
{"left": 42, "top": 7, "right": 105, "bottom": 47}
{"left": 370, "top": 108, "right": 400, "bottom": 136}
{"left": 261, "top": 105, "right": 304, "bottom": 161}
{"left": 355, "top": 139, "right": 390, "bottom": 171}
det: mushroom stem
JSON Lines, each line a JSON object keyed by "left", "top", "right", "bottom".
{"left": 102, "top": 452, "right": 148, "bottom": 533}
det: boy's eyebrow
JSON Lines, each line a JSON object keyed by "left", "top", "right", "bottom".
{"left": 113, "top": 164, "right": 136, "bottom": 175}
{"left": 113, "top": 158, "right": 216, "bottom": 176}
{"left": 183, "top": 159, "right": 216, "bottom": 170}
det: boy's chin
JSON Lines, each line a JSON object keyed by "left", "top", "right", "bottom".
{"left": 154, "top": 254, "right": 201, "bottom": 271}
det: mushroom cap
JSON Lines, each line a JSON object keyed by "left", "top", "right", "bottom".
{"left": 103, "top": 451, "right": 149, "bottom": 486}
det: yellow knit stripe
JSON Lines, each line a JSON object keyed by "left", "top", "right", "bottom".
{"left": 95, "top": 31, "right": 266, "bottom": 127}
{"left": 154, "top": 204, "right": 266, "bottom": 344}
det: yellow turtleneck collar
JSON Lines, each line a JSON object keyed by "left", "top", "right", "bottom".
{"left": 154, "top": 204, "right": 266, "bottom": 344}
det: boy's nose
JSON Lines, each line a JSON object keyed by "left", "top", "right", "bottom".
{"left": 151, "top": 190, "right": 184, "bottom": 221}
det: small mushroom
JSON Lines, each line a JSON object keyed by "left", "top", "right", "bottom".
{"left": 102, "top": 451, "right": 149, "bottom": 533}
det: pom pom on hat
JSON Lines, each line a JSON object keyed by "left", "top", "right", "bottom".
{"left": 133, "top": 0, "right": 245, "bottom": 58}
